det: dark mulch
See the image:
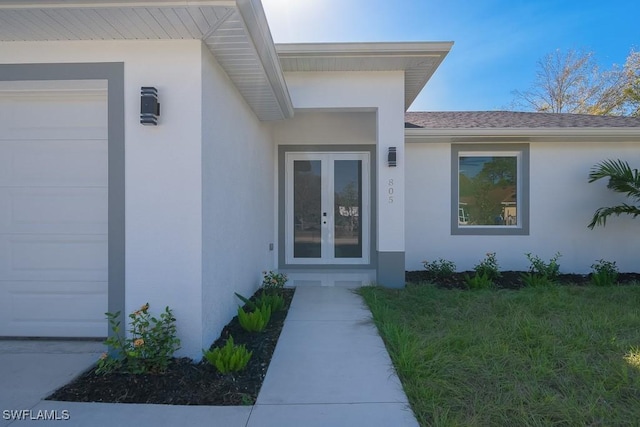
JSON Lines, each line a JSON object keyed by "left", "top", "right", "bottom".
{"left": 405, "top": 271, "right": 640, "bottom": 290}
{"left": 47, "top": 288, "right": 295, "bottom": 406}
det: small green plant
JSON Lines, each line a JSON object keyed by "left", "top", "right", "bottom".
{"left": 422, "top": 258, "right": 456, "bottom": 280}
{"left": 203, "top": 336, "right": 252, "bottom": 374}
{"left": 96, "top": 303, "right": 181, "bottom": 375}
{"left": 262, "top": 270, "right": 288, "bottom": 294}
{"left": 239, "top": 394, "right": 254, "bottom": 406}
{"left": 235, "top": 292, "right": 257, "bottom": 311}
{"left": 235, "top": 291, "right": 285, "bottom": 313}
{"left": 525, "top": 252, "right": 562, "bottom": 280}
{"left": 464, "top": 272, "right": 494, "bottom": 290}
{"left": 590, "top": 259, "right": 619, "bottom": 286}
{"left": 521, "top": 272, "right": 556, "bottom": 287}
{"left": 474, "top": 252, "right": 501, "bottom": 281}
{"left": 237, "top": 304, "right": 271, "bottom": 332}
{"left": 255, "top": 293, "right": 285, "bottom": 312}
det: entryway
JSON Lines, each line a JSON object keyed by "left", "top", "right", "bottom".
{"left": 284, "top": 152, "right": 370, "bottom": 265}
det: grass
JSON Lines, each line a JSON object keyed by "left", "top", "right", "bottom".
{"left": 358, "top": 283, "right": 640, "bottom": 426}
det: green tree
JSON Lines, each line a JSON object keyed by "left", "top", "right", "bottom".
{"left": 477, "top": 157, "right": 516, "bottom": 186}
{"left": 459, "top": 173, "right": 474, "bottom": 198}
{"left": 588, "top": 159, "right": 640, "bottom": 229}
{"left": 470, "top": 179, "right": 498, "bottom": 224}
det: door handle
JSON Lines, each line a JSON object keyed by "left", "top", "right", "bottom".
{"left": 323, "top": 212, "right": 327, "bottom": 224}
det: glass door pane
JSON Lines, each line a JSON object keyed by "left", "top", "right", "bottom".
{"left": 285, "top": 152, "right": 369, "bottom": 265}
{"left": 293, "top": 160, "right": 322, "bottom": 258}
{"left": 333, "top": 160, "right": 362, "bottom": 258}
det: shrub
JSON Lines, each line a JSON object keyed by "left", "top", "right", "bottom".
{"left": 422, "top": 259, "right": 456, "bottom": 280}
{"left": 464, "top": 272, "right": 494, "bottom": 290}
{"left": 262, "top": 270, "right": 288, "bottom": 294}
{"left": 474, "top": 252, "right": 501, "bottom": 281}
{"left": 525, "top": 252, "right": 562, "bottom": 280}
{"left": 590, "top": 259, "right": 619, "bottom": 287}
{"left": 235, "top": 292, "right": 257, "bottom": 311}
{"left": 521, "top": 272, "right": 556, "bottom": 287}
{"left": 237, "top": 304, "right": 271, "bottom": 332}
{"left": 235, "top": 292, "right": 285, "bottom": 313}
{"left": 203, "top": 336, "right": 252, "bottom": 374}
{"left": 96, "top": 303, "right": 181, "bottom": 375}
{"left": 255, "top": 293, "right": 285, "bottom": 312}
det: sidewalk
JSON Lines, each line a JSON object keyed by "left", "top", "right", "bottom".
{"left": 252, "top": 286, "right": 418, "bottom": 426}
{"left": 1, "top": 287, "right": 417, "bottom": 426}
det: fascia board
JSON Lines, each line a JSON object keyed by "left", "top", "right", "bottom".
{"left": 236, "top": 0, "right": 294, "bottom": 119}
{"left": 405, "top": 127, "right": 640, "bottom": 143}
{"left": 0, "top": 1, "right": 236, "bottom": 8}
{"left": 277, "top": 41, "right": 453, "bottom": 111}
{"left": 276, "top": 41, "right": 454, "bottom": 57}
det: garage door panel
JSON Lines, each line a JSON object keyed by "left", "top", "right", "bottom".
{"left": 0, "top": 140, "right": 107, "bottom": 187}
{"left": 0, "top": 187, "right": 108, "bottom": 234}
{"left": 0, "top": 235, "right": 108, "bottom": 281}
{"left": 0, "top": 91, "right": 107, "bottom": 141}
{"left": 0, "top": 281, "right": 107, "bottom": 337}
{"left": 0, "top": 81, "right": 108, "bottom": 338}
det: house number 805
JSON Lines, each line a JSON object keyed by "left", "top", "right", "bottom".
{"left": 388, "top": 179, "right": 394, "bottom": 203}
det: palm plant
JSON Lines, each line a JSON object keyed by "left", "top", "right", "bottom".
{"left": 588, "top": 159, "right": 640, "bottom": 228}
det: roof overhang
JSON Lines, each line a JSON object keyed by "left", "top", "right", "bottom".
{"left": 406, "top": 127, "right": 640, "bottom": 143}
{"left": 276, "top": 42, "right": 453, "bottom": 111}
{"left": 0, "top": 0, "right": 293, "bottom": 121}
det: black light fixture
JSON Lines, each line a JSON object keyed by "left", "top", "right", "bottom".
{"left": 387, "top": 146, "right": 397, "bottom": 167}
{"left": 140, "top": 87, "right": 160, "bottom": 125}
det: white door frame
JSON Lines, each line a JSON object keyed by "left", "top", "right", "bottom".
{"left": 285, "top": 151, "right": 370, "bottom": 265}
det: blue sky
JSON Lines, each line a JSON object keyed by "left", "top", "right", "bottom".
{"left": 261, "top": 0, "right": 639, "bottom": 112}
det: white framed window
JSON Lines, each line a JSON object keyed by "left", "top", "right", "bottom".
{"left": 451, "top": 144, "right": 529, "bottom": 235}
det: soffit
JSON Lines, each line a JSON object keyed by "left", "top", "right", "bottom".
{"left": 277, "top": 42, "right": 453, "bottom": 111}
{"left": 0, "top": 0, "right": 293, "bottom": 121}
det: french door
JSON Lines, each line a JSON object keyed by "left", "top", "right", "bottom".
{"left": 285, "top": 152, "right": 370, "bottom": 264}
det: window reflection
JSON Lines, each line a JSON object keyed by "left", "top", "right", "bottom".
{"left": 293, "top": 160, "right": 321, "bottom": 257}
{"left": 334, "top": 160, "right": 362, "bottom": 258}
{"left": 459, "top": 156, "right": 517, "bottom": 226}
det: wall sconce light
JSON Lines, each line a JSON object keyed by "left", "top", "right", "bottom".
{"left": 140, "top": 87, "right": 160, "bottom": 125}
{"left": 387, "top": 146, "right": 397, "bottom": 167}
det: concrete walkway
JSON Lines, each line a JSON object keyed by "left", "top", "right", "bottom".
{"left": 1, "top": 287, "right": 417, "bottom": 426}
{"left": 252, "top": 286, "right": 417, "bottom": 426}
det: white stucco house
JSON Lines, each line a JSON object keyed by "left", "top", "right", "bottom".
{"left": 1, "top": 0, "right": 639, "bottom": 358}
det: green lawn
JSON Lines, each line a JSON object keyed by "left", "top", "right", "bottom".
{"left": 359, "top": 284, "right": 640, "bottom": 426}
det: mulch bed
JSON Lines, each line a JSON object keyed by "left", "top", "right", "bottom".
{"left": 47, "top": 288, "right": 295, "bottom": 406}
{"left": 406, "top": 271, "right": 640, "bottom": 290}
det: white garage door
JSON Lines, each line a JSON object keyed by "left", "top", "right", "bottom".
{"left": 0, "top": 80, "right": 108, "bottom": 337}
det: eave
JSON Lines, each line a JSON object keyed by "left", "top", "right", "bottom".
{"left": 277, "top": 41, "right": 453, "bottom": 111}
{"left": 405, "top": 127, "right": 640, "bottom": 143}
{"left": 0, "top": 0, "right": 293, "bottom": 121}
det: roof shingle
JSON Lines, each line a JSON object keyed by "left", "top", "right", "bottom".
{"left": 405, "top": 111, "right": 640, "bottom": 129}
